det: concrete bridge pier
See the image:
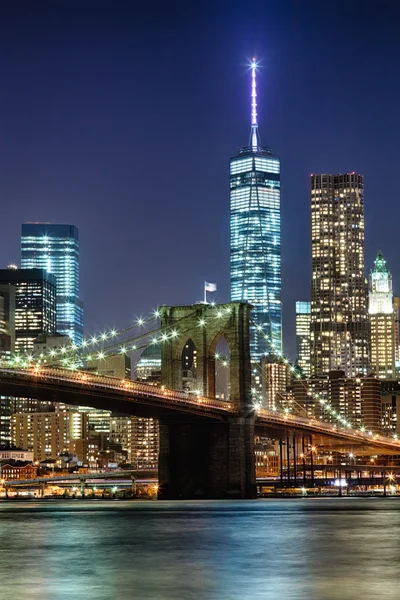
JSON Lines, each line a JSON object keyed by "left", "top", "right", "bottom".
{"left": 158, "top": 415, "right": 256, "bottom": 500}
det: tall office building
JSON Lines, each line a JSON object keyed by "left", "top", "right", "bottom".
{"left": 0, "top": 284, "right": 15, "bottom": 359}
{"left": 230, "top": 58, "right": 281, "bottom": 360}
{"left": 21, "top": 224, "right": 83, "bottom": 345}
{"left": 310, "top": 173, "right": 369, "bottom": 377}
{"left": 369, "top": 251, "right": 395, "bottom": 378}
{"left": 392, "top": 297, "right": 400, "bottom": 369}
{"left": 0, "top": 268, "right": 56, "bottom": 352}
{"left": 261, "top": 355, "right": 291, "bottom": 411}
{"left": 295, "top": 301, "right": 311, "bottom": 377}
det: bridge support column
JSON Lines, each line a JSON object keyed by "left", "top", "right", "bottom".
{"left": 286, "top": 434, "right": 290, "bottom": 485}
{"left": 293, "top": 433, "right": 297, "bottom": 487}
{"left": 279, "top": 439, "right": 283, "bottom": 485}
{"left": 309, "top": 435, "right": 314, "bottom": 487}
{"left": 158, "top": 416, "right": 256, "bottom": 500}
{"left": 302, "top": 435, "right": 306, "bottom": 485}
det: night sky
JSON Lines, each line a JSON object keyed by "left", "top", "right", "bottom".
{"left": 1, "top": 1, "right": 400, "bottom": 359}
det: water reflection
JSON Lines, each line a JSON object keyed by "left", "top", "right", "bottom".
{"left": 0, "top": 499, "right": 399, "bottom": 599}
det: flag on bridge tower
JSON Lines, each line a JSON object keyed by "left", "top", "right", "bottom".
{"left": 204, "top": 281, "right": 217, "bottom": 303}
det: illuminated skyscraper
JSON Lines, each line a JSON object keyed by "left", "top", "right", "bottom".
{"left": 0, "top": 268, "right": 56, "bottom": 352}
{"left": 261, "top": 355, "right": 291, "bottom": 410}
{"left": 393, "top": 296, "right": 400, "bottom": 368}
{"left": 21, "top": 224, "right": 83, "bottom": 345}
{"left": 369, "top": 251, "right": 395, "bottom": 378}
{"left": 230, "top": 58, "right": 281, "bottom": 360}
{"left": 295, "top": 301, "right": 311, "bottom": 377}
{"left": 310, "top": 173, "right": 369, "bottom": 376}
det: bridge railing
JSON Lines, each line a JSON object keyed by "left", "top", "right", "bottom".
{"left": 0, "top": 367, "right": 233, "bottom": 413}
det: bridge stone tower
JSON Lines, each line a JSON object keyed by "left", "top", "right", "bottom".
{"left": 158, "top": 302, "right": 256, "bottom": 499}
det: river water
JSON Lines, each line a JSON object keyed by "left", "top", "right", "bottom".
{"left": 0, "top": 498, "right": 399, "bottom": 600}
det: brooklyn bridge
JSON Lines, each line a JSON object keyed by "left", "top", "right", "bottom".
{"left": 2, "top": 301, "right": 399, "bottom": 499}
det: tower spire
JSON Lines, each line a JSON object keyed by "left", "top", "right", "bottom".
{"left": 250, "top": 57, "right": 260, "bottom": 150}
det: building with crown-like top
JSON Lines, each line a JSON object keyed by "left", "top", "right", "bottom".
{"left": 230, "top": 58, "right": 281, "bottom": 361}
{"left": 369, "top": 250, "right": 395, "bottom": 378}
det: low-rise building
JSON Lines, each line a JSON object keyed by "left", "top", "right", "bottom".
{"left": 1, "top": 462, "right": 37, "bottom": 481}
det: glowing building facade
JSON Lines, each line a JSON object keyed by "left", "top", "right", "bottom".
{"left": 0, "top": 268, "right": 56, "bottom": 352}
{"left": 261, "top": 355, "right": 291, "bottom": 411}
{"left": 21, "top": 224, "right": 83, "bottom": 345}
{"left": 295, "top": 301, "right": 311, "bottom": 377}
{"left": 230, "top": 59, "right": 281, "bottom": 361}
{"left": 369, "top": 251, "right": 395, "bottom": 378}
{"left": 310, "top": 173, "right": 369, "bottom": 377}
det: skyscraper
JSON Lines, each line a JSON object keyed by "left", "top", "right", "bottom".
{"left": 295, "top": 301, "right": 311, "bottom": 377}
{"left": 230, "top": 58, "right": 281, "bottom": 361}
{"left": 21, "top": 224, "right": 83, "bottom": 345}
{"left": 310, "top": 173, "right": 369, "bottom": 377}
{"left": 261, "top": 355, "right": 291, "bottom": 411}
{"left": 0, "top": 268, "right": 56, "bottom": 352}
{"left": 369, "top": 250, "right": 395, "bottom": 378}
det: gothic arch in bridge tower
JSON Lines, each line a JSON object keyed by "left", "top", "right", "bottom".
{"left": 159, "top": 302, "right": 252, "bottom": 413}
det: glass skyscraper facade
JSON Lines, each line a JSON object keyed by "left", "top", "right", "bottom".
{"left": 0, "top": 268, "right": 56, "bottom": 352}
{"left": 21, "top": 224, "right": 83, "bottom": 345}
{"left": 295, "top": 301, "right": 311, "bottom": 377}
{"left": 230, "top": 59, "right": 281, "bottom": 361}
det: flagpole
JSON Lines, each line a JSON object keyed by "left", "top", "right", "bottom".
{"left": 204, "top": 281, "right": 207, "bottom": 304}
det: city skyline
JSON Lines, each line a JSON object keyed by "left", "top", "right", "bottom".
{"left": 0, "top": 3, "right": 400, "bottom": 360}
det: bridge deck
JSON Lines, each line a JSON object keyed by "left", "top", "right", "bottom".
{"left": 1, "top": 366, "right": 400, "bottom": 454}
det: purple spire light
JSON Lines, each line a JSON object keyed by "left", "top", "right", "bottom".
{"left": 250, "top": 57, "right": 259, "bottom": 150}
{"left": 251, "top": 57, "right": 257, "bottom": 126}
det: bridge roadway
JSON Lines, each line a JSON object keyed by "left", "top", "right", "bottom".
{"left": 5, "top": 470, "right": 158, "bottom": 488}
{"left": 1, "top": 366, "right": 400, "bottom": 454}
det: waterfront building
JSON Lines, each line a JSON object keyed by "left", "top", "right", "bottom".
{"left": 11, "top": 411, "right": 88, "bottom": 462}
{"left": 261, "top": 355, "right": 291, "bottom": 410}
{"left": 310, "top": 173, "right": 369, "bottom": 376}
{"left": 0, "top": 462, "right": 37, "bottom": 481}
{"left": 295, "top": 301, "right": 311, "bottom": 377}
{"left": 381, "top": 379, "right": 400, "bottom": 435}
{"left": 290, "top": 371, "right": 381, "bottom": 432}
{"left": 230, "top": 58, "right": 281, "bottom": 360}
{"left": 369, "top": 251, "right": 395, "bottom": 378}
{"left": 21, "top": 223, "right": 83, "bottom": 345}
{"left": 0, "top": 449, "right": 34, "bottom": 462}
{"left": 0, "top": 268, "right": 56, "bottom": 353}
{"left": 130, "top": 417, "right": 159, "bottom": 470}
{"left": 110, "top": 415, "right": 159, "bottom": 469}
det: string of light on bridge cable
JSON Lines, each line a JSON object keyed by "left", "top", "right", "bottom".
{"left": 6, "top": 311, "right": 161, "bottom": 367}
{"left": 4, "top": 307, "right": 202, "bottom": 370}
{"left": 5, "top": 302, "right": 399, "bottom": 446}
{"left": 249, "top": 317, "right": 399, "bottom": 441}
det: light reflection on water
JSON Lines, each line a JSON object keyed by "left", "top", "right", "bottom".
{"left": 0, "top": 498, "right": 399, "bottom": 600}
